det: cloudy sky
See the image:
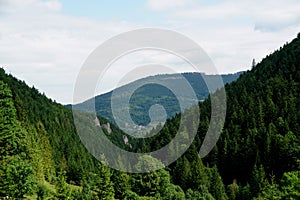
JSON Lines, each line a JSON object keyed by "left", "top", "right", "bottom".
{"left": 0, "top": 0, "right": 300, "bottom": 104}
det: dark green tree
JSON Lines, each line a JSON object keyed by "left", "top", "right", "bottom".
{"left": 0, "top": 81, "right": 35, "bottom": 198}
{"left": 93, "top": 159, "right": 114, "bottom": 200}
{"left": 132, "top": 155, "right": 165, "bottom": 197}
{"left": 111, "top": 170, "right": 131, "bottom": 199}
{"left": 250, "top": 164, "right": 269, "bottom": 197}
{"left": 208, "top": 166, "right": 228, "bottom": 200}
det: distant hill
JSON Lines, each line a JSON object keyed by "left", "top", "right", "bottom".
{"left": 70, "top": 72, "right": 243, "bottom": 132}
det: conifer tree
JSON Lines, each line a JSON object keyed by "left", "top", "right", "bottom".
{"left": 208, "top": 165, "right": 228, "bottom": 200}
{"left": 0, "top": 81, "right": 35, "bottom": 198}
{"left": 93, "top": 159, "right": 114, "bottom": 200}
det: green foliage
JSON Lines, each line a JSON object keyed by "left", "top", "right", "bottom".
{"left": 0, "top": 80, "right": 18, "bottom": 158}
{"left": 160, "top": 184, "right": 185, "bottom": 200}
{"left": 72, "top": 72, "right": 242, "bottom": 127}
{"left": 258, "top": 176, "right": 281, "bottom": 200}
{"left": 92, "top": 161, "right": 114, "bottom": 200}
{"left": 1, "top": 33, "right": 300, "bottom": 199}
{"left": 3, "top": 158, "right": 35, "bottom": 198}
{"left": 236, "top": 184, "right": 251, "bottom": 200}
{"left": 54, "top": 171, "right": 72, "bottom": 200}
{"left": 0, "top": 81, "right": 35, "bottom": 198}
{"left": 131, "top": 155, "right": 186, "bottom": 199}
{"left": 279, "top": 171, "right": 300, "bottom": 199}
{"left": 0, "top": 68, "right": 101, "bottom": 185}
{"left": 208, "top": 166, "right": 228, "bottom": 200}
{"left": 227, "top": 179, "right": 239, "bottom": 200}
{"left": 36, "top": 183, "right": 51, "bottom": 200}
{"left": 132, "top": 155, "right": 165, "bottom": 197}
{"left": 186, "top": 188, "right": 215, "bottom": 200}
{"left": 250, "top": 164, "right": 269, "bottom": 196}
{"left": 111, "top": 170, "right": 131, "bottom": 199}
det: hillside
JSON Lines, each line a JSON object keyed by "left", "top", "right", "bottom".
{"left": 0, "top": 68, "right": 135, "bottom": 198}
{"left": 70, "top": 72, "right": 242, "bottom": 132}
{"left": 138, "top": 34, "right": 300, "bottom": 199}
{"left": 1, "top": 33, "right": 300, "bottom": 199}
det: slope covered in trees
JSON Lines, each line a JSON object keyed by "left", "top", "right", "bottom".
{"left": 1, "top": 34, "right": 300, "bottom": 199}
{"left": 137, "top": 34, "right": 300, "bottom": 199}
{"left": 70, "top": 72, "right": 242, "bottom": 129}
{"left": 0, "top": 68, "right": 134, "bottom": 198}
{"left": 0, "top": 67, "right": 227, "bottom": 199}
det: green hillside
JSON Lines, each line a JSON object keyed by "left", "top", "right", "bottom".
{"left": 138, "top": 34, "right": 300, "bottom": 199}
{"left": 0, "top": 69, "right": 133, "bottom": 199}
{"left": 70, "top": 72, "right": 242, "bottom": 132}
{"left": 1, "top": 34, "right": 300, "bottom": 199}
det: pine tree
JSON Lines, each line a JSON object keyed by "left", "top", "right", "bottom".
{"left": 190, "top": 157, "right": 209, "bottom": 191}
{"left": 252, "top": 58, "right": 256, "bottom": 68}
{"left": 93, "top": 159, "right": 114, "bottom": 200}
{"left": 208, "top": 165, "right": 228, "bottom": 200}
{"left": 111, "top": 170, "right": 130, "bottom": 199}
{"left": 172, "top": 156, "right": 191, "bottom": 190}
{"left": 0, "top": 81, "right": 18, "bottom": 159}
{"left": 132, "top": 155, "right": 165, "bottom": 197}
{"left": 250, "top": 164, "right": 269, "bottom": 197}
{"left": 0, "top": 81, "right": 35, "bottom": 198}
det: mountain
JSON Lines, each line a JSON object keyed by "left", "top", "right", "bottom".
{"left": 70, "top": 72, "right": 243, "bottom": 132}
{"left": 0, "top": 68, "right": 135, "bottom": 198}
{"left": 137, "top": 34, "right": 300, "bottom": 199}
{"left": 1, "top": 33, "right": 300, "bottom": 199}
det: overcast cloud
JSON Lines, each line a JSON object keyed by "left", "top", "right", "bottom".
{"left": 0, "top": 0, "right": 299, "bottom": 103}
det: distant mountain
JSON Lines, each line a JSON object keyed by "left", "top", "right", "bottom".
{"left": 70, "top": 72, "right": 243, "bottom": 132}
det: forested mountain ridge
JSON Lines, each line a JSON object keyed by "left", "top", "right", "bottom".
{"left": 70, "top": 72, "right": 242, "bottom": 130}
{"left": 214, "top": 34, "right": 300, "bottom": 183}
{"left": 137, "top": 34, "right": 300, "bottom": 199}
{"left": 0, "top": 33, "right": 300, "bottom": 199}
{"left": 0, "top": 68, "right": 135, "bottom": 199}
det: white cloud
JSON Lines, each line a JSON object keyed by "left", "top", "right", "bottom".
{"left": 174, "top": 2, "right": 243, "bottom": 20}
{"left": 1, "top": 0, "right": 300, "bottom": 104}
{"left": 251, "top": 1, "right": 300, "bottom": 31}
{"left": 145, "top": 0, "right": 300, "bottom": 73}
{"left": 168, "top": 0, "right": 300, "bottom": 31}
{"left": 147, "top": 0, "right": 187, "bottom": 11}
{"left": 0, "top": 0, "right": 137, "bottom": 104}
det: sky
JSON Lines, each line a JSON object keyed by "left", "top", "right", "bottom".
{"left": 0, "top": 0, "right": 300, "bottom": 104}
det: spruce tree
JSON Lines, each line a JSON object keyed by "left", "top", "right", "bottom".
{"left": 93, "top": 159, "right": 114, "bottom": 200}
{"left": 208, "top": 166, "right": 228, "bottom": 200}
{"left": 0, "top": 81, "right": 35, "bottom": 198}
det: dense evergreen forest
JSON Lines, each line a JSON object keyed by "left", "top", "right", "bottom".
{"left": 70, "top": 72, "right": 242, "bottom": 129}
{"left": 0, "top": 34, "right": 300, "bottom": 199}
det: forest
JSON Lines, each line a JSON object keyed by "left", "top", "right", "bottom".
{"left": 0, "top": 34, "right": 300, "bottom": 199}
{"left": 70, "top": 72, "right": 242, "bottom": 129}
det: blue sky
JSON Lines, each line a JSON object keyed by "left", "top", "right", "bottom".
{"left": 0, "top": 0, "right": 300, "bottom": 103}
{"left": 60, "top": 0, "right": 151, "bottom": 22}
